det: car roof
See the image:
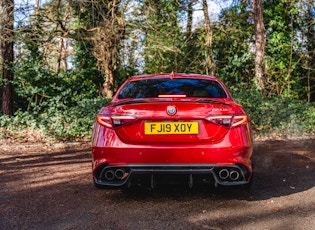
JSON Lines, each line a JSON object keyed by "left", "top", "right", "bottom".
{"left": 127, "top": 73, "right": 219, "bottom": 81}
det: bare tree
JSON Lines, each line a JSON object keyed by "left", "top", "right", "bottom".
{"left": 69, "top": 0, "right": 125, "bottom": 98}
{"left": 254, "top": 0, "right": 265, "bottom": 92}
{"left": 186, "top": 0, "right": 197, "bottom": 36}
{"left": 202, "top": 0, "right": 216, "bottom": 75}
{"left": 56, "top": 0, "right": 71, "bottom": 73}
{"left": 31, "top": 0, "right": 125, "bottom": 98}
{"left": 304, "top": 0, "right": 315, "bottom": 102}
{"left": 91, "top": 0, "right": 125, "bottom": 98}
{"left": 1, "top": 0, "right": 14, "bottom": 115}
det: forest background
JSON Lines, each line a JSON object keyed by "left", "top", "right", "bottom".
{"left": 0, "top": 0, "right": 315, "bottom": 141}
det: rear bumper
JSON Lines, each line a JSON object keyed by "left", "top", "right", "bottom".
{"left": 93, "top": 163, "right": 252, "bottom": 188}
{"left": 92, "top": 125, "right": 253, "bottom": 188}
{"left": 92, "top": 144, "right": 253, "bottom": 170}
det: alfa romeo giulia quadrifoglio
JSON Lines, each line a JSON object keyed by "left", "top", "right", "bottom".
{"left": 92, "top": 73, "right": 253, "bottom": 189}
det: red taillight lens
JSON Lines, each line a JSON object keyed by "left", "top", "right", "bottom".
{"left": 111, "top": 116, "right": 136, "bottom": 127}
{"left": 232, "top": 115, "right": 248, "bottom": 127}
{"left": 96, "top": 115, "right": 136, "bottom": 128}
{"left": 96, "top": 116, "right": 112, "bottom": 128}
{"left": 205, "top": 115, "right": 248, "bottom": 128}
{"left": 206, "top": 115, "right": 233, "bottom": 127}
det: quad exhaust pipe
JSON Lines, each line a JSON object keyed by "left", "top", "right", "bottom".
{"left": 104, "top": 170, "right": 115, "bottom": 181}
{"left": 115, "top": 169, "right": 126, "bottom": 179}
{"left": 99, "top": 166, "right": 247, "bottom": 188}
{"left": 218, "top": 168, "right": 240, "bottom": 181}
{"left": 229, "top": 170, "right": 240, "bottom": 181}
{"left": 104, "top": 168, "right": 127, "bottom": 181}
{"left": 218, "top": 169, "right": 229, "bottom": 180}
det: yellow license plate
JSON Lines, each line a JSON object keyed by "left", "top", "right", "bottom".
{"left": 144, "top": 122, "right": 198, "bottom": 135}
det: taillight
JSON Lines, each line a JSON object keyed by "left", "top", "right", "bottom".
{"left": 206, "top": 115, "right": 232, "bottom": 127}
{"left": 96, "top": 115, "right": 136, "bottom": 128}
{"left": 232, "top": 115, "right": 248, "bottom": 127}
{"left": 205, "top": 115, "right": 248, "bottom": 128}
{"left": 96, "top": 116, "right": 112, "bottom": 128}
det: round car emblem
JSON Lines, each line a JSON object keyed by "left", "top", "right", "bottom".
{"left": 167, "top": 106, "right": 177, "bottom": 116}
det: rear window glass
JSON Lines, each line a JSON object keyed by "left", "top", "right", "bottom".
{"left": 117, "top": 78, "right": 227, "bottom": 99}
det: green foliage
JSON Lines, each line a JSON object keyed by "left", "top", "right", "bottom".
{"left": 232, "top": 87, "right": 315, "bottom": 139}
{"left": 178, "top": 27, "right": 207, "bottom": 74}
{"left": 0, "top": 97, "right": 107, "bottom": 140}
{"left": 213, "top": 6, "right": 254, "bottom": 88}
{"left": 36, "top": 97, "right": 107, "bottom": 139}
{"left": 263, "top": 0, "right": 304, "bottom": 98}
{"left": 2, "top": 0, "right": 315, "bottom": 141}
{"left": 0, "top": 56, "right": 109, "bottom": 140}
{"left": 141, "top": 0, "right": 185, "bottom": 73}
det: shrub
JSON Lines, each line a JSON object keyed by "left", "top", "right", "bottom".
{"left": 231, "top": 87, "right": 315, "bottom": 139}
{"left": 1, "top": 63, "right": 108, "bottom": 141}
{"left": 1, "top": 72, "right": 314, "bottom": 141}
{"left": 1, "top": 97, "right": 108, "bottom": 141}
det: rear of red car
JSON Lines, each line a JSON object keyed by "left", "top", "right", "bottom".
{"left": 92, "top": 73, "right": 253, "bottom": 189}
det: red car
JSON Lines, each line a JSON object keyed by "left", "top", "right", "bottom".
{"left": 92, "top": 73, "right": 253, "bottom": 189}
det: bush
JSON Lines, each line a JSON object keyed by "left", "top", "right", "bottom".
{"left": 1, "top": 70, "right": 314, "bottom": 141}
{"left": 231, "top": 87, "right": 315, "bottom": 139}
{"left": 1, "top": 97, "right": 108, "bottom": 141}
{"left": 1, "top": 62, "right": 108, "bottom": 141}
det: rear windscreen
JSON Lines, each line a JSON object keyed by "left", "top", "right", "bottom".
{"left": 117, "top": 78, "right": 227, "bottom": 99}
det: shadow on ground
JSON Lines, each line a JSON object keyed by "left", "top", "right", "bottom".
{"left": 1, "top": 139, "right": 314, "bottom": 229}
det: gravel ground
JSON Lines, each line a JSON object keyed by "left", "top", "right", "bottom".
{"left": 0, "top": 139, "right": 314, "bottom": 230}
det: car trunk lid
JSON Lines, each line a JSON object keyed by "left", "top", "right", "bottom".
{"left": 99, "top": 100, "right": 236, "bottom": 144}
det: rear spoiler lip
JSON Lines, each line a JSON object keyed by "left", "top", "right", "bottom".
{"left": 112, "top": 98, "right": 231, "bottom": 107}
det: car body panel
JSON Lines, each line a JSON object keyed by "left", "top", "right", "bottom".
{"left": 91, "top": 73, "right": 253, "bottom": 189}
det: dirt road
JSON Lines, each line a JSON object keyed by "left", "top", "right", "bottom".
{"left": 1, "top": 139, "right": 314, "bottom": 230}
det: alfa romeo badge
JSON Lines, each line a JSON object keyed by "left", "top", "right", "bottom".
{"left": 166, "top": 106, "right": 177, "bottom": 116}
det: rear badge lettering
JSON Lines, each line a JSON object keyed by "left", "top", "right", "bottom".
{"left": 211, "top": 108, "right": 229, "bottom": 112}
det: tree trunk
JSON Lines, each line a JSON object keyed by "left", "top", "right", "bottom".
{"left": 202, "top": 0, "right": 216, "bottom": 76}
{"left": 1, "top": 0, "right": 14, "bottom": 115}
{"left": 87, "top": 0, "right": 124, "bottom": 99}
{"left": 186, "top": 0, "right": 196, "bottom": 36}
{"left": 254, "top": 0, "right": 265, "bottom": 92}
{"left": 306, "top": 1, "right": 315, "bottom": 102}
{"left": 102, "top": 66, "right": 115, "bottom": 98}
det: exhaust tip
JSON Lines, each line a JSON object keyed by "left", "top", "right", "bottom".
{"left": 217, "top": 168, "right": 242, "bottom": 182}
{"left": 229, "top": 170, "right": 240, "bottom": 181}
{"left": 104, "top": 170, "right": 115, "bottom": 181}
{"left": 115, "top": 169, "right": 126, "bottom": 180}
{"left": 218, "top": 169, "right": 230, "bottom": 180}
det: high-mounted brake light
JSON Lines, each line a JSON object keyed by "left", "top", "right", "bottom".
{"left": 97, "top": 115, "right": 136, "bottom": 128}
{"left": 158, "top": 95, "right": 187, "bottom": 98}
{"left": 205, "top": 115, "right": 248, "bottom": 128}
